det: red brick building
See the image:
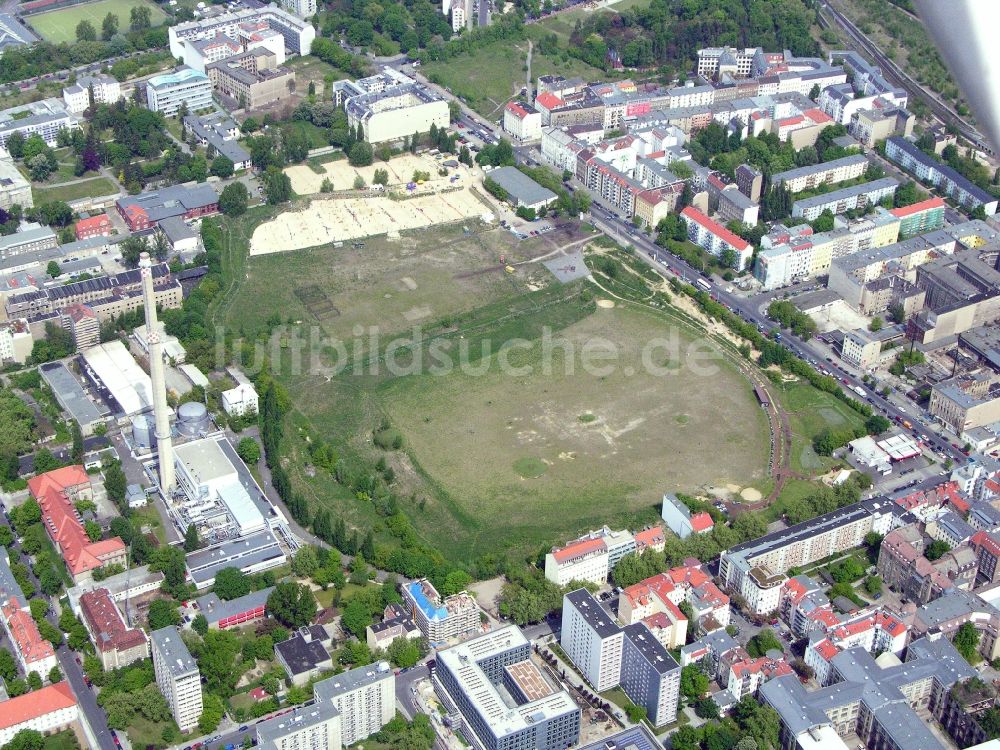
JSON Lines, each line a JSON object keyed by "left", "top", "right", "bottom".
{"left": 74, "top": 214, "right": 112, "bottom": 241}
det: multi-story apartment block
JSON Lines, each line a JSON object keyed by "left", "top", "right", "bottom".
{"left": 277, "top": 0, "right": 316, "bottom": 18}
{"left": 0, "top": 98, "right": 79, "bottom": 148}
{"left": 725, "top": 655, "right": 793, "bottom": 700}
{"left": 619, "top": 623, "right": 681, "bottom": 726}
{"left": 889, "top": 196, "right": 945, "bottom": 236}
{"left": 151, "top": 626, "right": 203, "bottom": 732}
{"left": 145, "top": 67, "right": 214, "bottom": 117}
{"left": 791, "top": 177, "right": 899, "bottom": 220}
{"left": 721, "top": 497, "right": 907, "bottom": 616}
{"left": 335, "top": 68, "right": 449, "bottom": 144}
{"left": 618, "top": 564, "right": 730, "bottom": 646}
{"left": 930, "top": 376, "right": 1000, "bottom": 435}
{"left": 735, "top": 163, "right": 763, "bottom": 202}
{"left": 79, "top": 588, "right": 149, "bottom": 670}
{"left": 62, "top": 74, "right": 122, "bottom": 114}
{"left": 313, "top": 662, "right": 394, "bottom": 746}
{"left": 761, "top": 637, "right": 974, "bottom": 750}
{"left": 434, "top": 625, "right": 581, "bottom": 750}
{"left": 696, "top": 47, "right": 760, "bottom": 79}
{"left": 503, "top": 101, "right": 542, "bottom": 142}
{"left": 6, "top": 263, "right": 181, "bottom": 328}
{"left": 885, "top": 136, "right": 998, "bottom": 216}
{"left": 841, "top": 328, "right": 882, "bottom": 370}
{"left": 0, "top": 319, "right": 31, "bottom": 364}
{"left": 206, "top": 49, "right": 295, "bottom": 110}
{"left": 403, "top": 579, "right": 479, "bottom": 643}
{"left": 970, "top": 530, "right": 1000, "bottom": 584}
{"left": 849, "top": 106, "right": 914, "bottom": 148}
{"left": 0, "top": 683, "right": 78, "bottom": 746}
{"left": 169, "top": 7, "right": 315, "bottom": 60}
{"left": 543, "top": 527, "right": 638, "bottom": 586}
{"left": 771, "top": 154, "right": 869, "bottom": 193}
{"left": 912, "top": 589, "right": 1000, "bottom": 662}
{"left": 561, "top": 591, "right": 680, "bottom": 726}
{"left": 680, "top": 206, "right": 753, "bottom": 271}
{"left": 0, "top": 154, "right": 31, "bottom": 210}
{"left": 255, "top": 701, "right": 341, "bottom": 750}
{"left": 1, "top": 596, "right": 56, "bottom": 677}
{"left": 804, "top": 608, "right": 908, "bottom": 685}
{"left": 561, "top": 589, "right": 624, "bottom": 692}
{"left": 818, "top": 82, "right": 908, "bottom": 126}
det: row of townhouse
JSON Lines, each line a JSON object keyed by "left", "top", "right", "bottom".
{"left": 679, "top": 629, "right": 793, "bottom": 702}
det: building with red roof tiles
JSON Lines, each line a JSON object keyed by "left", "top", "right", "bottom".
{"left": 79, "top": 588, "right": 149, "bottom": 670}
{"left": 28, "top": 466, "right": 127, "bottom": 583}
{"left": 74, "top": 213, "right": 112, "bottom": 241}
{"left": 634, "top": 527, "right": 665, "bottom": 554}
{"left": 726, "top": 655, "right": 792, "bottom": 699}
{"left": 503, "top": 101, "right": 541, "bottom": 142}
{"left": 889, "top": 195, "right": 945, "bottom": 235}
{"left": 544, "top": 527, "right": 637, "bottom": 587}
{"left": 618, "top": 563, "right": 730, "bottom": 638}
{"left": 679, "top": 207, "right": 753, "bottom": 271}
{"left": 661, "top": 493, "right": 718, "bottom": 540}
{"left": 0, "top": 681, "right": 78, "bottom": 745}
{"left": 1, "top": 598, "right": 56, "bottom": 677}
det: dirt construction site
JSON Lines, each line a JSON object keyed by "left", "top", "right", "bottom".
{"left": 250, "top": 155, "right": 493, "bottom": 255}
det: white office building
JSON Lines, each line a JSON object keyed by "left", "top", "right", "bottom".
{"left": 169, "top": 6, "right": 316, "bottom": 60}
{"left": 145, "top": 67, "right": 214, "bottom": 117}
{"left": 151, "top": 626, "right": 203, "bottom": 732}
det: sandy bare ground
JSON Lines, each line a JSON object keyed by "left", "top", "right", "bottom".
{"left": 249, "top": 187, "right": 491, "bottom": 255}
{"left": 286, "top": 153, "right": 457, "bottom": 195}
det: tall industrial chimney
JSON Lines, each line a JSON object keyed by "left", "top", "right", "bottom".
{"left": 139, "top": 251, "right": 175, "bottom": 492}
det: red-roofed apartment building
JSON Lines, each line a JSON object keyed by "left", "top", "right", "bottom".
{"left": 726, "top": 655, "right": 792, "bottom": 699}
{"left": 889, "top": 195, "right": 945, "bottom": 235}
{"left": 619, "top": 563, "right": 730, "bottom": 646}
{"left": 74, "top": 214, "right": 112, "bottom": 241}
{"left": 503, "top": 101, "right": 541, "bottom": 142}
{"left": 79, "top": 588, "right": 149, "bottom": 670}
{"left": 1, "top": 598, "right": 56, "bottom": 677}
{"left": 661, "top": 493, "right": 715, "bottom": 539}
{"left": 0, "top": 682, "right": 78, "bottom": 745}
{"left": 680, "top": 207, "right": 753, "bottom": 271}
{"left": 28, "top": 467, "right": 127, "bottom": 584}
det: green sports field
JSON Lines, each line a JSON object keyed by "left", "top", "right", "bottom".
{"left": 26, "top": 0, "right": 166, "bottom": 44}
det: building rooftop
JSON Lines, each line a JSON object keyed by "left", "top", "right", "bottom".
{"left": 314, "top": 659, "right": 392, "bottom": 701}
{"left": 0, "top": 682, "right": 75, "bottom": 732}
{"left": 576, "top": 726, "right": 661, "bottom": 750}
{"left": 487, "top": 166, "right": 558, "bottom": 207}
{"left": 275, "top": 626, "right": 331, "bottom": 676}
{"left": 622, "top": 623, "right": 680, "bottom": 674}
{"left": 887, "top": 136, "right": 996, "bottom": 205}
{"left": 772, "top": 154, "right": 868, "bottom": 186}
{"left": 79, "top": 587, "right": 147, "bottom": 653}
{"left": 38, "top": 362, "right": 106, "bottom": 426}
{"left": 566, "top": 588, "right": 620, "bottom": 639}
{"left": 195, "top": 586, "right": 274, "bottom": 625}
{"left": 793, "top": 177, "right": 899, "bottom": 211}
{"left": 151, "top": 626, "right": 198, "bottom": 677}
{"left": 185, "top": 529, "right": 285, "bottom": 587}
{"left": 255, "top": 701, "right": 339, "bottom": 745}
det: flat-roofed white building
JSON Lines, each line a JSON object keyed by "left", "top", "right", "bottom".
{"left": 221, "top": 382, "right": 258, "bottom": 417}
{"left": 62, "top": 74, "right": 123, "bottom": 114}
{"left": 81, "top": 340, "right": 153, "bottom": 416}
{"left": 314, "top": 662, "right": 394, "bottom": 746}
{"left": 151, "top": 626, "right": 202, "bottom": 732}
{"left": 561, "top": 589, "right": 624, "bottom": 692}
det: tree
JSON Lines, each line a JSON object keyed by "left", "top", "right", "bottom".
{"left": 926, "top": 539, "right": 950, "bottom": 561}
{"left": 5, "top": 133, "right": 22, "bottom": 159}
{"left": 236, "top": 437, "right": 260, "bottom": 465}
{"left": 210, "top": 155, "right": 234, "bottom": 179}
{"left": 46, "top": 261, "right": 61, "bottom": 278}
{"left": 191, "top": 613, "right": 208, "bottom": 636}
{"left": 864, "top": 574, "right": 882, "bottom": 596}
{"left": 75, "top": 20, "right": 97, "bottom": 42}
{"left": 262, "top": 167, "right": 292, "bottom": 205}
{"left": 291, "top": 545, "right": 319, "bottom": 577}
{"left": 184, "top": 522, "right": 200, "bottom": 552}
{"left": 102, "top": 12, "right": 119, "bottom": 40}
{"left": 199, "top": 692, "right": 225, "bottom": 735}
{"left": 266, "top": 582, "right": 317, "bottom": 628}
{"left": 955, "top": 622, "right": 981, "bottom": 664}
{"left": 869, "top": 316, "right": 883, "bottom": 332}
{"left": 26, "top": 671, "right": 41, "bottom": 691}
{"left": 147, "top": 599, "right": 181, "bottom": 630}
{"left": 348, "top": 141, "right": 374, "bottom": 167}
{"left": 129, "top": 5, "right": 151, "bottom": 30}
{"left": 2, "top": 730, "right": 43, "bottom": 750}
{"left": 340, "top": 597, "right": 372, "bottom": 638}
{"left": 213, "top": 567, "right": 252, "bottom": 601}
{"left": 219, "top": 182, "right": 249, "bottom": 217}
{"left": 84, "top": 520, "right": 102, "bottom": 542}
{"left": 387, "top": 636, "right": 423, "bottom": 668}
{"left": 680, "top": 664, "right": 709, "bottom": 703}
{"left": 0, "top": 649, "right": 16, "bottom": 681}
{"left": 71, "top": 422, "right": 83, "bottom": 464}
{"left": 48, "top": 665, "right": 61, "bottom": 683}
{"left": 119, "top": 235, "right": 147, "bottom": 268}
{"left": 623, "top": 702, "right": 647, "bottom": 723}
{"left": 747, "top": 628, "right": 782, "bottom": 658}
{"left": 866, "top": 414, "right": 891, "bottom": 435}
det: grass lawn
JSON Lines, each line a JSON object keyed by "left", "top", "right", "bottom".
{"left": 601, "top": 687, "right": 632, "bottom": 710}
{"left": 284, "top": 120, "right": 331, "bottom": 150}
{"left": 26, "top": 0, "right": 166, "bottom": 44}
{"left": 33, "top": 177, "right": 117, "bottom": 205}
{"left": 767, "top": 478, "right": 825, "bottom": 522}
{"left": 43, "top": 731, "right": 80, "bottom": 750}
{"left": 130, "top": 503, "right": 168, "bottom": 545}
{"left": 775, "top": 379, "right": 867, "bottom": 476}
{"left": 125, "top": 715, "right": 178, "bottom": 750}
{"left": 210, "top": 207, "right": 770, "bottom": 562}
{"left": 421, "top": 38, "right": 611, "bottom": 118}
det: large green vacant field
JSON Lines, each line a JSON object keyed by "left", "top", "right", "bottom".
{"left": 421, "top": 38, "right": 611, "bottom": 119}
{"left": 219, "top": 212, "right": 770, "bottom": 561}
{"left": 26, "top": 0, "right": 166, "bottom": 44}
{"left": 777, "top": 379, "right": 867, "bottom": 474}
{"left": 32, "top": 176, "right": 117, "bottom": 204}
